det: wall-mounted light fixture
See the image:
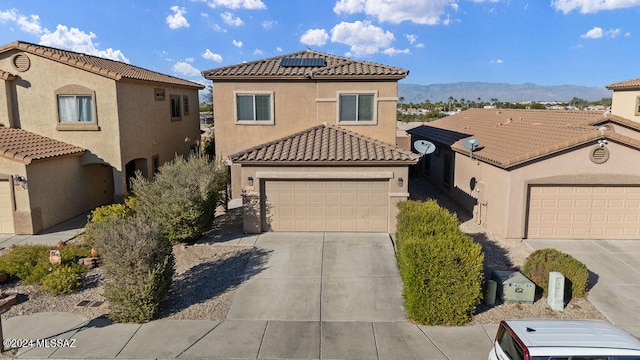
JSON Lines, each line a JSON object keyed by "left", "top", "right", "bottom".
{"left": 12, "top": 175, "right": 27, "bottom": 189}
{"left": 248, "top": 176, "right": 254, "bottom": 186}
{"left": 397, "top": 177, "right": 403, "bottom": 187}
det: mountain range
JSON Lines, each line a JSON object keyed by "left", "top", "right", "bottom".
{"left": 398, "top": 82, "right": 612, "bottom": 104}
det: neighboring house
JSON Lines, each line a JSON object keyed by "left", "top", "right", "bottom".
{"left": 202, "top": 50, "right": 418, "bottom": 233}
{"left": 0, "top": 41, "right": 203, "bottom": 234}
{"left": 408, "top": 88, "right": 640, "bottom": 240}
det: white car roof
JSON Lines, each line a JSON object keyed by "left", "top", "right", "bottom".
{"left": 504, "top": 319, "right": 640, "bottom": 351}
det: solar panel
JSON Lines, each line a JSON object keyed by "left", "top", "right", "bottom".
{"left": 280, "top": 57, "right": 326, "bottom": 67}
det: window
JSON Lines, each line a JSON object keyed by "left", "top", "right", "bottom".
{"left": 55, "top": 84, "right": 99, "bottom": 131}
{"left": 338, "top": 93, "right": 376, "bottom": 123}
{"left": 235, "top": 92, "right": 273, "bottom": 123}
{"left": 170, "top": 95, "right": 181, "bottom": 121}
{"left": 155, "top": 88, "right": 165, "bottom": 101}
{"left": 183, "top": 95, "right": 189, "bottom": 116}
{"left": 636, "top": 96, "right": 640, "bottom": 116}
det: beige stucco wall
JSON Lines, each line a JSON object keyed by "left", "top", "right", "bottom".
{"left": 116, "top": 80, "right": 201, "bottom": 174}
{"left": 237, "top": 164, "right": 410, "bottom": 234}
{"left": 452, "top": 140, "right": 640, "bottom": 240}
{"left": 213, "top": 80, "right": 399, "bottom": 161}
{"left": 611, "top": 89, "right": 640, "bottom": 123}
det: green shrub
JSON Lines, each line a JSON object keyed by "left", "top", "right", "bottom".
{"left": 522, "top": 248, "right": 589, "bottom": 298}
{"left": 131, "top": 153, "right": 228, "bottom": 244}
{"left": 41, "top": 265, "right": 83, "bottom": 294}
{"left": 84, "top": 197, "right": 138, "bottom": 247}
{"left": 395, "top": 200, "right": 484, "bottom": 325}
{"left": 91, "top": 215, "right": 174, "bottom": 323}
{"left": 0, "top": 244, "right": 90, "bottom": 286}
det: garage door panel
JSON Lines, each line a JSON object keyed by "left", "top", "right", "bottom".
{"left": 527, "top": 185, "right": 640, "bottom": 239}
{"left": 264, "top": 180, "right": 388, "bottom": 232}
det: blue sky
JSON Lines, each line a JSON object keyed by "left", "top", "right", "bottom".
{"left": 1, "top": 0, "right": 639, "bottom": 90}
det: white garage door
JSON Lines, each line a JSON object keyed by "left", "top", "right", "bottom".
{"left": 0, "top": 180, "right": 15, "bottom": 234}
{"left": 263, "top": 180, "right": 389, "bottom": 232}
{"left": 527, "top": 185, "right": 640, "bottom": 239}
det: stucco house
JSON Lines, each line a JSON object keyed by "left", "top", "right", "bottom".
{"left": 408, "top": 78, "right": 640, "bottom": 241}
{"left": 0, "top": 41, "right": 203, "bottom": 234}
{"left": 202, "top": 50, "right": 418, "bottom": 233}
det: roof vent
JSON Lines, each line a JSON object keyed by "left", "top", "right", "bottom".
{"left": 12, "top": 53, "right": 31, "bottom": 72}
{"left": 590, "top": 145, "right": 609, "bottom": 164}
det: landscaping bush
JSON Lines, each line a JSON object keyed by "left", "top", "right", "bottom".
{"left": 522, "top": 248, "right": 589, "bottom": 298}
{"left": 41, "top": 265, "right": 82, "bottom": 294}
{"left": 131, "top": 153, "right": 228, "bottom": 244}
{"left": 90, "top": 215, "right": 174, "bottom": 323}
{"left": 395, "top": 200, "right": 484, "bottom": 325}
{"left": 0, "top": 244, "right": 90, "bottom": 293}
{"left": 83, "top": 196, "right": 138, "bottom": 247}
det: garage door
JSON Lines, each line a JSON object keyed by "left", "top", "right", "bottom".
{"left": 527, "top": 185, "right": 640, "bottom": 239}
{"left": 263, "top": 180, "right": 388, "bottom": 232}
{"left": 0, "top": 181, "right": 14, "bottom": 234}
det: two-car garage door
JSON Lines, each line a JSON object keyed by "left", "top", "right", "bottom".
{"left": 527, "top": 185, "right": 640, "bottom": 239}
{"left": 262, "top": 180, "right": 389, "bottom": 232}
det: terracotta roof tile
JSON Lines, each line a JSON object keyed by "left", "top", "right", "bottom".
{"left": 606, "top": 77, "right": 640, "bottom": 90}
{"left": 408, "top": 109, "right": 612, "bottom": 168}
{"left": 0, "top": 41, "right": 203, "bottom": 89}
{"left": 0, "top": 69, "right": 16, "bottom": 81}
{"left": 202, "top": 50, "right": 409, "bottom": 80}
{"left": 230, "top": 124, "right": 418, "bottom": 164}
{"left": 0, "top": 127, "right": 85, "bottom": 164}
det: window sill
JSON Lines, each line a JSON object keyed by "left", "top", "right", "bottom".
{"left": 337, "top": 120, "right": 377, "bottom": 126}
{"left": 56, "top": 122, "right": 100, "bottom": 131}
{"left": 235, "top": 120, "right": 275, "bottom": 125}
{"left": 171, "top": 117, "right": 182, "bottom": 122}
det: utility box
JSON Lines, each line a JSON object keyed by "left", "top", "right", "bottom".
{"left": 547, "top": 271, "right": 565, "bottom": 311}
{"left": 491, "top": 271, "right": 535, "bottom": 304}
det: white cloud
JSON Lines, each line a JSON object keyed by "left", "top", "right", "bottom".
{"left": 205, "top": 0, "right": 266, "bottom": 9}
{"left": 300, "top": 29, "right": 329, "bottom": 46}
{"left": 334, "top": 0, "right": 453, "bottom": 25}
{"left": 202, "top": 49, "right": 223, "bottom": 62}
{"left": 40, "top": 24, "right": 129, "bottom": 63}
{"left": 0, "top": 8, "right": 48, "bottom": 35}
{"left": 232, "top": 39, "right": 243, "bottom": 47}
{"left": 405, "top": 34, "right": 417, "bottom": 44}
{"left": 173, "top": 61, "right": 201, "bottom": 77}
{"left": 580, "top": 26, "right": 621, "bottom": 39}
{"left": 491, "top": 58, "right": 504, "bottom": 64}
{"left": 552, "top": 0, "right": 640, "bottom": 14}
{"left": 167, "top": 6, "right": 189, "bottom": 29}
{"left": 276, "top": 47, "right": 283, "bottom": 51}
{"left": 331, "top": 21, "right": 394, "bottom": 56}
{"left": 383, "top": 47, "right": 410, "bottom": 56}
{"left": 253, "top": 49, "right": 264, "bottom": 56}
{"left": 221, "top": 12, "right": 243, "bottom": 26}
{"left": 262, "top": 20, "right": 277, "bottom": 29}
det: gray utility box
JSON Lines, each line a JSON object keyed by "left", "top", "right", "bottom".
{"left": 491, "top": 270, "right": 535, "bottom": 304}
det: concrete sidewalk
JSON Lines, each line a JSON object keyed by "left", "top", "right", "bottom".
{"left": 3, "top": 312, "right": 497, "bottom": 359}
{"left": 0, "top": 213, "right": 87, "bottom": 251}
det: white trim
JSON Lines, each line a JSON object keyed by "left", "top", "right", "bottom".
{"left": 389, "top": 192, "right": 410, "bottom": 197}
{"left": 255, "top": 171, "right": 394, "bottom": 179}
{"left": 378, "top": 97, "right": 399, "bottom": 102}
{"left": 316, "top": 98, "right": 336, "bottom": 102}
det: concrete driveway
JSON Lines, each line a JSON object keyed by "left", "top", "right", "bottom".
{"left": 526, "top": 239, "right": 640, "bottom": 337}
{"left": 227, "top": 232, "right": 406, "bottom": 322}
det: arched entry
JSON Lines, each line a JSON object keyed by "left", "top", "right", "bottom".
{"left": 124, "top": 158, "right": 148, "bottom": 193}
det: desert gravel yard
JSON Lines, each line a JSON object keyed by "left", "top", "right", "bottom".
{"left": 0, "top": 204, "right": 608, "bottom": 324}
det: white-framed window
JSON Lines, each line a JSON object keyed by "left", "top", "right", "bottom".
{"left": 170, "top": 95, "right": 181, "bottom": 121}
{"left": 338, "top": 92, "right": 377, "bottom": 123}
{"left": 55, "top": 84, "right": 99, "bottom": 131}
{"left": 235, "top": 92, "right": 273, "bottom": 124}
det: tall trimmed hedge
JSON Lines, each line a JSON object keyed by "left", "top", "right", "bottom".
{"left": 396, "top": 200, "right": 484, "bottom": 325}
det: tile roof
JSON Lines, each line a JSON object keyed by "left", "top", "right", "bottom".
{"left": 0, "top": 41, "right": 203, "bottom": 89}
{"left": 0, "top": 127, "right": 85, "bottom": 164}
{"left": 606, "top": 77, "right": 640, "bottom": 90}
{"left": 407, "top": 108, "right": 639, "bottom": 169}
{"left": 202, "top": 50, "right": 409, "bottom": 80}
{"left": 230, "top": 124, "right": 419, "bottom": 165}
{"left": 0, "top": 69, "right": 16, "bottom": 81}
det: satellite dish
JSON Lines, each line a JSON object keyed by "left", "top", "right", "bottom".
{"left": 463, "top": 138, "right": 480, "bottom": 159}
{"left": 463, "top": 138, "right": 480, "bottom": 151}
{"left": 414, "top": 140, "right": 436, "bottom": 155}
